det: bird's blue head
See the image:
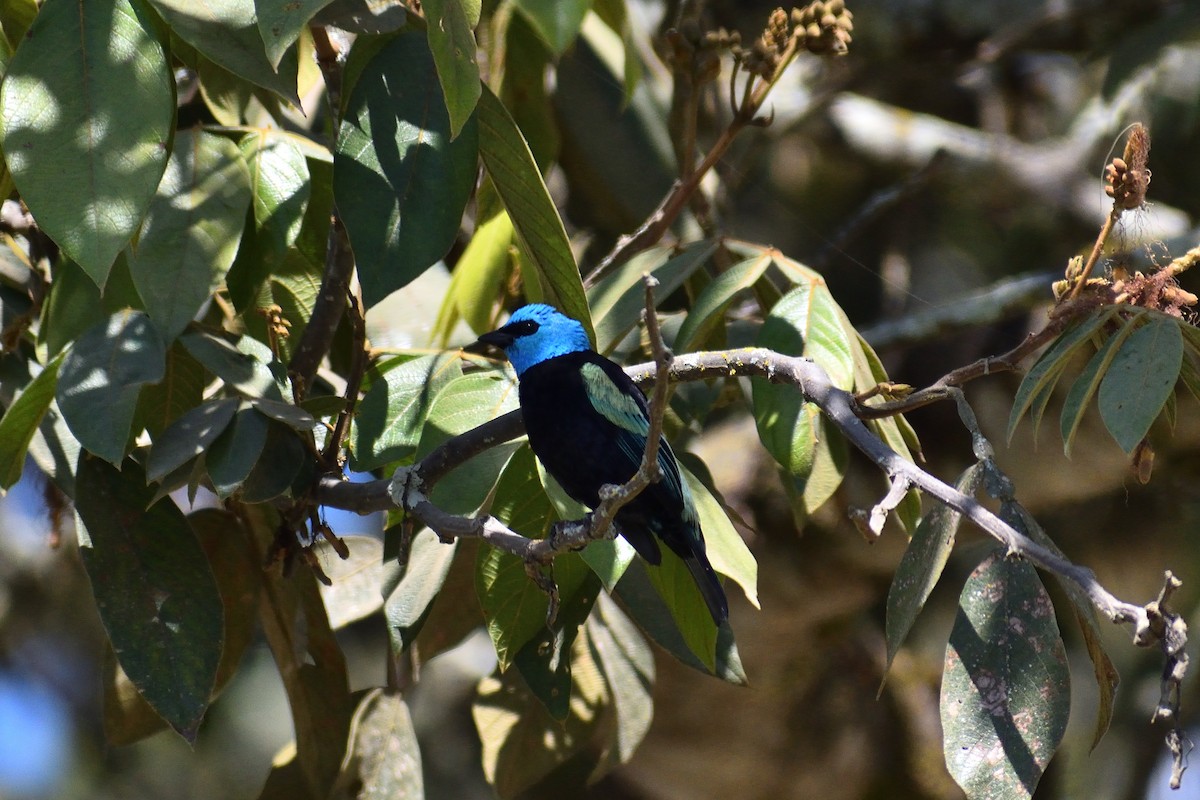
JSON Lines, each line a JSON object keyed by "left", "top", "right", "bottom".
{"left": 476, "top": 304, "right": 591, "bottom": 376}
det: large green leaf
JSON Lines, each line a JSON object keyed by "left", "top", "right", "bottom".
{"left": 179, "top": 328, "right": 286, "bottom": 402}
{"left": 239, "top": 129, "right": 310, "bottom": 270}
{"left": 586, "top": 593, "right": 654, "bottom": 770}
{"left": 383, "top": 529, "right": 460, "bottom": 653}
{"left": 884, "top": 463, "right": 983, "bottom": 674}
{"left": 0, "top": 353, "right": 61, "bottom": 489}
{"left": 75, "top": 456, "right": 223, "bottom": 743}
{"left": 435, "top": 204, "right": 514, "bottom": 341}
{"left": 423, "top": 0, "right": 482, "bottom": 140}
{"left": 0, "top": 0, "right": 174, "bottom": 285}
{"left": 206, "top": 405, "right": 269, "bottom": 498}
{"left": 56, "top": 310, "right": 166, "bottom": 464}
{"left": 675, "top": 252, "right": 773, "bottom": 352}
{"left": 477, "top": 85, "right": 593, "bottom": 341}
{"left": 752, "top": 278, "right": 855, "bottom": 515}
{"left": 38, "top": 256, "right": 144, "bottom": 357}
{"left": 941, "top": 550, "right": 1070, "bottom": 800}
{"left": 135, "top": 342, "right": 207, "bottom": 439}
{"left": 148, "top": 0, "right": 300, "bottom": 103}
{"left": 679, "top": 456, "right": 758, "bottom": 608}
{"left": 335, "top": 30, "right": 479, "bottom": 309}
{"left": 130, "top": 130, "right": 252, "bottom": 341}
{"left": 351, "top": 353, "right": 464, "bottom": 470}
{"left": 1098, "top": 315, "right": 1183, "bottom": 453}
{"left": 511, "top": 0, "right": 591, "bottom": 54}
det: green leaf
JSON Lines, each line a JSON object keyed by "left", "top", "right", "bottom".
{"left": 148, "top": 0, "right": 300, "bottom": 104}
{"left": 75, "top": 455, "right": 223, "bottom": 742}
{"left": 135, "top": 342, "right": 207, "bottom": 439}
{"left": 206, "top": 406, "right": 269, "bottom": 498}
{"left": 675, "top": 252, "right": 773, "bottom": 352}
{"left": 146, "top": 398, "right": 238, "bottom": 482}
{"left": 239, "top": 130, "right": 311, "bottom": 269}
{"left": 477, "top": 85, "right": 593, "bottom": 341}
{"left": 591, "top": 0, "right": 641, "bottom": 101}
{"left": 240, "top": 420, "right": 305, "bottom": 502}
{"left": 331, "top": 689, "right": 425, "bottom": 798}
{"left": 0, "top": 353, "right": 61, "bottom": 489}
{"left": 884, "top": 463, "right": 984, "bottom": 674}
{"left": 1000, "top": 502, "right": 1118, "bottom": 750}
{"left": 351, "top": 354, "right": 464, "bottom": 470}
{"left": 1059, "top": 318, "right": 1138, "bottom": 455}
{"left": 335, "top": 30, "right": 479, "bottom": 309}
{"left": 614, "top": 559, "right": 746, "bottom": 684}
{"left": 39, "top": 256, "right": 145, "bottom": 357}
{"left": 752, "top": 278, "right": 855, "bottom": 511}
{"left": 511, "top": 0, "right": 591, "bottom": 54}
{"left": 249, "top": 397, "right": 315, "bottom": 431}
{"left": 476, "top": 445, "right": 562, "bottom": 669}
{"left": 130, "top": 129, "right": 252, "bottom": 341}
{"left": 644, "top": 547, "right": 717, "bottom": 670}
{"left": 255, "top": 0, "right": 334, "bottom": 68}
{"left": 1098, "top": 315, "right": 1184, "bottom": 453}
{"left": 941, "top": 550, "right": 1070, "bottom": 800}
{"left": 383, "top": 529, "right": 460, "bottom": 653}
{"left": 415, "top": 371, "right": 521, "bottom": 514}
{"left": 56, "top": 310, "right": 166, "bottom": 464}
{"left": 0, "top": 0, "right": 37, "bottom": 51}
{"left": 586, "top": 593, "right": 653, "bottom": 769}
{"left": 679, "top": 457, "right": 758, "bottom": 609}
{"left": 0, "top": 0, "right": 174, "bottom": 285}
{"left": 436, "top": 204, "right": 514, "bottom": 341}
{"left": 1007, "top": 309, "right": 1114, "bottom": 442}
{"left": 423, "top": 0, "right": 482, "bottom": 140}
{"left": 588, "top": 240, "right": 716, "bottom": 354}
{"left": 179, "top": 328, "right": 286, "bottom": 401}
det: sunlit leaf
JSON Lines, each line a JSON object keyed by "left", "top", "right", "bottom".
{"left": 1059, "top": 318, "right": 1137, "bottom": 455}
{"left": 0, "top": 353, "right": 61, "bottom": 489}
{"left": 675, "top": 252, "right": 773, "bottom": 352}
{"left": 330, "top": 689, "right": 424, "bottom": 798}
{"left": 423, "top": 0, "right": 482, "bottom": 139}
{"left": 0, "top": 0, "right": 174, "bottom": 284}
{"left": 941, "top": 550, "right": 1070, "bottom": 800}
{"left": 255, "top": 0, "right": 335, "bottom": 68}
{"left": 511, "top": 0, "right": 590, "bottom": 53}
{"left": 146, "top": 398, "right": 238, "bottom": 482}
{"left": 384, "top": 529, "right": 460, "bottom": 653}
{"left": 586, "top": 593, "right": 653, "bottom": 771}
{"left": 1098, "top": 315, "right": 1183, "bottom": 453}
{"left": 351, "top": 354, "right": 464, "bottom": 470}
{"left": 335, "top": 30, "right": 479, "bottom": 308}
{"left": 240, "top": 130, "right": 311, "bottom": 269}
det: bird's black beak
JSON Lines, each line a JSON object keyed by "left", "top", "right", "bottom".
{"left": 475, "top": 328, "right": 514, "bottom": 350}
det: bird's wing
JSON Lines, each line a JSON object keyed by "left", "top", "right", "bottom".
{"left": 579, "top": 362, "right": 693, "bottom": 519}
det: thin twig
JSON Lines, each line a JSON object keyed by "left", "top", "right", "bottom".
{"left": 321, "top": 289, "right": 368, "bottom": 466}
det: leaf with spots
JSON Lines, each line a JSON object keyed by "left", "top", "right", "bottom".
{"left": 941, "top": 550, "right": 1070, "bottom": 800}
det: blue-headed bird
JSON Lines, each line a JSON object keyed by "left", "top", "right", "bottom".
{"left": 476, "top": 304, "right": 729, "bottom": 624}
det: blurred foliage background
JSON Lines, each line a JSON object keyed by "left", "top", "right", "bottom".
{"left": 3, "top": 0, "right": 1200, "bottom": 798}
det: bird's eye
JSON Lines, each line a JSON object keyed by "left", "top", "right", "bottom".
{"left": 509, "top": 320, "right": 539, "bottom": 337}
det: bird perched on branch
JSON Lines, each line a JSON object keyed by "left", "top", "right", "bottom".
{"left": 476, "top": 303, "right": 728, "bottom": 624}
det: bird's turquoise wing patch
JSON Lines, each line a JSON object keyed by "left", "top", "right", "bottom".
{"left": 580, "top": 363, "right": 692, "bottom": 519}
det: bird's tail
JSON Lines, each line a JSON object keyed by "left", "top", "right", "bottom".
{"left": 684, "top": 553, "right": 729, "bottom": 625}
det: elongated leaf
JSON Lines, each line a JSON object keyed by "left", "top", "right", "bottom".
{"left": 206, "top": 406, "right": 269, "bottom": 498}
{"left": 336, "top": 30, "right": 479, "bottom": 309}
{"left": 0, "top": 0, "right": 174, "bottom": 284}
{"left": 679, "top": 457, "right": 757, "bottom": 608}
{"left": 384, "top": 529, "right": 460, "bottom": 652}
{"left": 644, "top": 548, "right": 717, "bottom": 670}
{"left": 587, "top": 593, "right": 654, "bottom": 769}
{"left": 941, "top": 550, "right": 1070, "bottom": 800}
{"left": 0, "top": 354, "right": 61, "bottom": 489}
{"left": 1098, "top": 316, "right": 1183, "bottom": 453}
{"left": 240, "top": 420, "right": 305, "bottom": 502}
{"left": 884, "top": 463, "right": 984, "bottom": 673}
{"left": 57, "top": 311, "right": 166, "bottom": 464}
{"left": 753, "top": 279, "right": 855, "bottom": 511}
{"left": 1059, "top": 318, "right": 1138, "bottom": 455}
{"left": 240, "top": 130, "right": 311, "bottom": 269}
{"left": 131, "top": 130, "right": 252, "bottom": 341}
{"left": 511, "top": 0, "right": 591, "bottom": 53}
{"left": 148, "top": 0, "right": 300, "bottom": 103}
{"left": 477, "top": 85, "right": 593, "bottom": 340}
{"left": 423, "top": 0, "right": 482, "bottom": 139}
{"left": 256, "top": 0, "right": 334, "bottom": 67}
{"left": 331, "top": 689, "right": 424, "bottom": 798}
{"left": 1007, "top": 309, "right": 1115, "bottom": 441}
{"left": 76, "top": 456, "right": 223, "bottom": 742}
{"left": 146, "top": 398, "right": 238, "bottom": 482}
{"left": 351, "top": 354, "right": 464, "bottom": 470}
{"left": 675, "top": 252, "right": 773, "bottom": 351}
{"left": 437, "top": 206, "right": 514, "bottom": 341}
{"left": 180, "top": 328, "right": 286, "bottom": 402}
{"left": 589, "top": 241, "right": 717, "bottom": 354}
